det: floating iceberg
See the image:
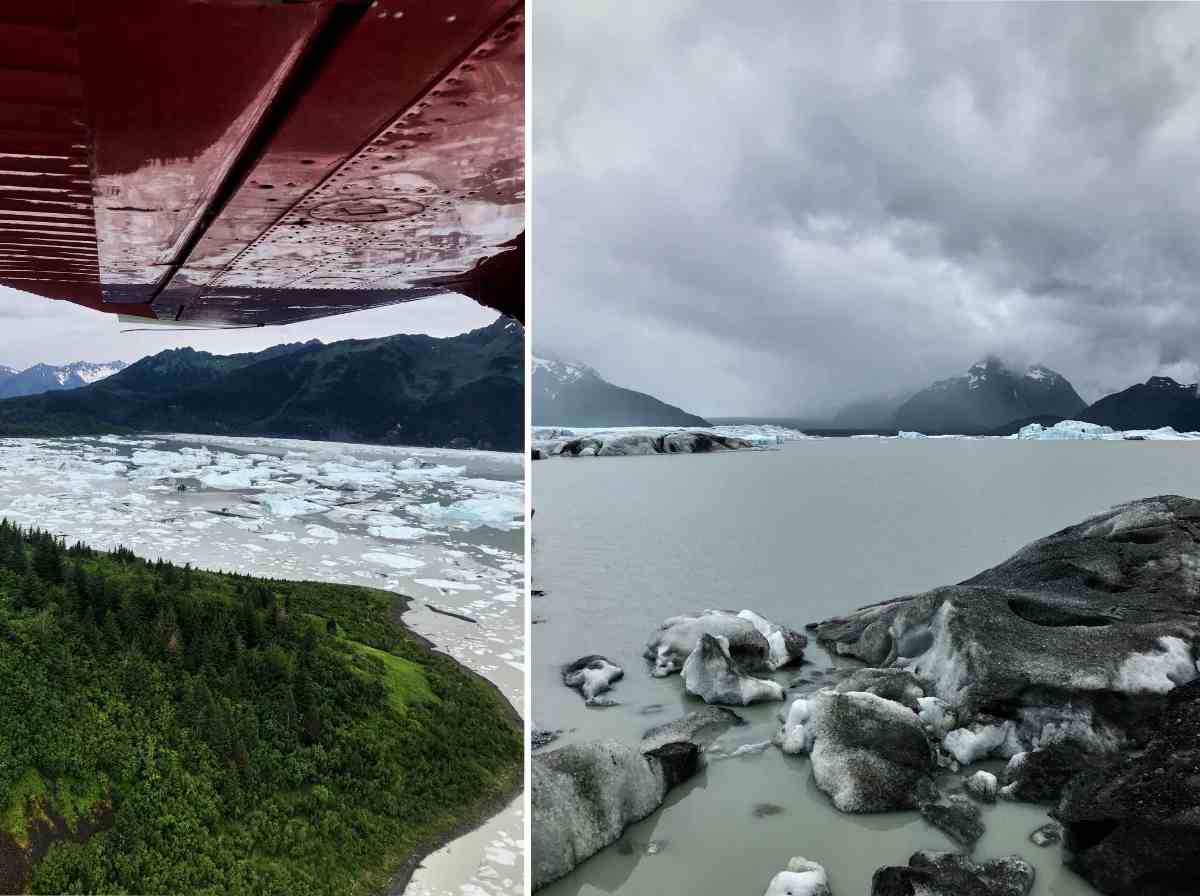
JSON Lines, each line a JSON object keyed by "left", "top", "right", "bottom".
{"left": 1013, "top": 420, "right": 1200, "bottom": 440}
{"left": 362, "top": 551, "right": 426, "bottom": 571}
{"left": 1013, "top": 421, "right": 1116, "bottom": 440}
{"left": 414, "top": 494, "right": 524, "bottom": 530}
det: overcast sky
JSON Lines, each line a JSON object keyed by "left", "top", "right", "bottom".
{"left": 0, "top": 286, "right": 498, "bottom": 369}
{"left": 533, "top": 2, "right": 1200, "bottom": 417}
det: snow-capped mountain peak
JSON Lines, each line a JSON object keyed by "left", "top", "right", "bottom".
{"left": 532, "top": 356, "right": 598, "bottom": 385}
{"left": 68, "top": 361, "right": 127, "bottom": 384}
{"left": 1024, "top": 363, "right": 1066, "bottom": 384}
{"left": 895, "top": 358, "right": 1086, "bottom": 432}
{"left": 966, "top": 356, "right": 1008, "bottom": 389}
{"left": 0, "top": 360, "right": 128, "bottom": 399}
{"left": 532, "top": 354, "right": 711, "bottom": 427}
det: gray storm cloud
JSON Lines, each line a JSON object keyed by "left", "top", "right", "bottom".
{"left": 532, "top": 1, "right": 1200, "bottom": 416}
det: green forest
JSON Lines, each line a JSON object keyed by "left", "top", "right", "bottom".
{"left": 0, "top": 521, "right": 522, "bottom": 895}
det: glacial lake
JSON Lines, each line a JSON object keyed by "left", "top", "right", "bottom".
{"left": 531, "top": 438, "right": 1200, "bottom": 896}
{"left": 0, "top": 434, "right": 524, "bottom": 896}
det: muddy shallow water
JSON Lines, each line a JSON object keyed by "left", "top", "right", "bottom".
{"left": 532, "top": 439, "right": 1200, "bottom": 895}
{"left": 0, "top": 433, "right": 525, "bottom": 896}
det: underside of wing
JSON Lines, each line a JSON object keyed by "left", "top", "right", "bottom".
{"left": 0, "top": 0, "right": 524, "bottom": 327}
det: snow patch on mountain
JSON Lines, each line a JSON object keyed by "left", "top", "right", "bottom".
{"left": 533, "top": 356, "right": 596, "bottom": 385}
{"left": 73, "top": 362, "right": 126, "bottom": 384}
{"left": 0, "top": 360, "right": 128, "bottom": 398}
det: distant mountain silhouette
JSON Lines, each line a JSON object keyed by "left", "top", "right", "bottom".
{"left": 532, "top": 356, "right": 709, "bottom": 427}
{"left": 1081, "top": 376, "right": 1200, "bottom": 431}
{"left": 892, "top": 358, "right": 1086, "bottom": 432}
{"left": 0, "top": 320, "right": 522, "bottom": 450}
{"left": 0, "top": 360, "right": 128, "bottom": 398}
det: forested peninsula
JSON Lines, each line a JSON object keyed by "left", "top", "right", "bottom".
{"left": 0, "top": 521, "right": 522, "bottom": 895}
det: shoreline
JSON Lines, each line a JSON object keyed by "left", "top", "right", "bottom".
{"left": 386, "top": 594, "right": 525, "bottom": 896}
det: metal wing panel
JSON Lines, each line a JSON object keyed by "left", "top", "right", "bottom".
{"left": 156, "top": 0, "right": 524, "bottom": 324}
{"left": 0, "top": 0, "right": 524, "bottom": 326}
{"left": 0, "top": 5, "right": 106, "bottom": 310}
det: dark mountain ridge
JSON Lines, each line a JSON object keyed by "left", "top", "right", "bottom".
{"left": 0, "top": 320, "right": 522, "bottom": 450}
{"left": 1080, "top": 375, "right": 1200, "bottom": 431}
{"left": 891, "top": 357, "right": 1086, "bottom": 432}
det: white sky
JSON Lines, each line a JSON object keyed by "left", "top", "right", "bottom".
{"left": 0, "top": 286, "right": 499, "bottom": 369}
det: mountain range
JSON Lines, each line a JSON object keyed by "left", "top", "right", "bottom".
{"left": 826, "top": 359, "right": 1200, "bottom": 434}
{"left": 532, "top": 356, "right": 709, "bottom": 427}
{"left": 0, "top": 319, "right": 522, "bottom": 449}
{"left": 0, "top": 360, "right": 127, "bottom": 399}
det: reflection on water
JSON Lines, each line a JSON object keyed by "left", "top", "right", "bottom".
{"left": 533, "top": 440, "right": 1200, "bottom": 895}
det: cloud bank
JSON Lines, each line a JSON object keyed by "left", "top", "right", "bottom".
{"left": 533, "top": 1, "right": 1200, "bottom": 416}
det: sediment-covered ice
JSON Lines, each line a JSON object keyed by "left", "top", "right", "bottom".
{"left": 645, "top": 609, "right": 805, "bottom": 677}
{"left": 681, "top": 634, "right": 785, "bottom": 706}
{"left": 532, "top": 424, "right": 808, "bottom": 448}
{"left": 774, "top": 689, "right": 935, "bottom": 812}
{"left": 561, "top": 655, "right": 624, "bottom": 705}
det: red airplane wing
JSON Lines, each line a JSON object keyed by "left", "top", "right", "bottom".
{"left": 0, "top": 0, "right": 524, "bottom": 326}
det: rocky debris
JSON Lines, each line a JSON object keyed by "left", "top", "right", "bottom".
{"left": 812, "top": 497, "right": 1200, "bottom": 755}
{"left": 645, "top": 609, "right": 805, "bottom": 677}
{"left": 963, "top": 770, "right": 998, "bottom": 802}
{"left": 1057, "top": 679, "right": 1200, "bottom": 895}
{"left": 531, "top": 739, "right": 700, "bottom": 890}
{"left": 915, "top": 779, "right": 985, "bottom": 846}
{"left": 682, "top": 634, "right": 786, "bottom": 706}
{"left": 1000, "top": 744, "right": 1089, "bottom": 803}
{"left": 640, "top": 706, "right": 744, "bottom": 753}
{"left": 775, "top": 690, "right": 935, "bottom": 812}
{"left": 561, "top": 655, "right": 624, "bottom": 705}
{"left": 1029, "top": 821, "right": 1063, "bottom": 847}
{"left": 531, "top": 728, "right": 562, "bottom": 750}
{"left": 763, "top": 856, "right": 832, "bottom": 896}
{"left": 834, "top": 667, "right": 925, "bottom": 710}
{"left": 871, "top": 851, "right": 1035, "bottom": 896}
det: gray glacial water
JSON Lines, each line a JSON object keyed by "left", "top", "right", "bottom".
{"left": 531, "top": 438, "right": 1200, "bottom": 895}
{"left": 0, "top": 434, "right": 524, "bottom": 896}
